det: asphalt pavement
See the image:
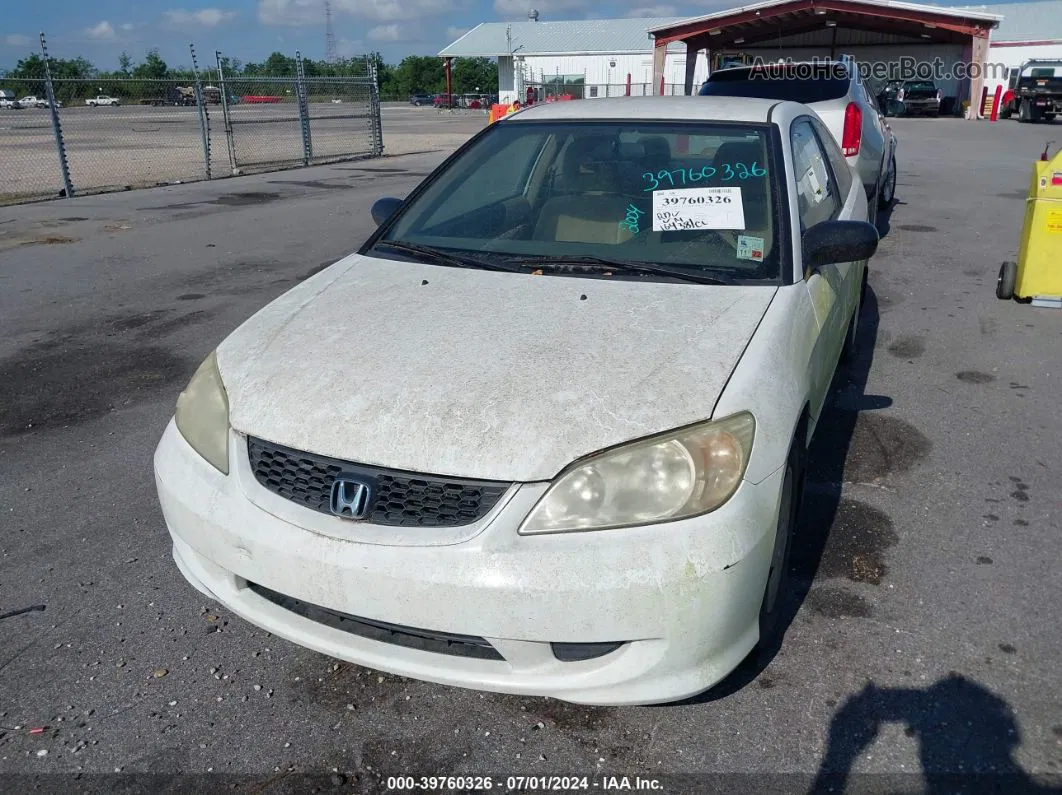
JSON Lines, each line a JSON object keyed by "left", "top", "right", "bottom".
{"left": 0, "top": 117, "right": 1060, "bottom": 794}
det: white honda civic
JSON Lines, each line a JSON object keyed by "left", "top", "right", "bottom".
{"left": 154, "top": 96, "right": 877, "bottom": 706}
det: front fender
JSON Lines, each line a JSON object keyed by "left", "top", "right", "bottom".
{"left": 711, "top": 284, "right": 821, "bottom": 485}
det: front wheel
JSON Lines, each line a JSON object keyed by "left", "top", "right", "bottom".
{"left": 996, "top": 261, "right": 1017, "bottom": 300}
{"left": 841, "top": 271, "right": 865, "bottom": 364}
{"left": 878, "top": 152, "right": 896, "bottom": 210}
{"left": 756, "top": 435, "right": 804, "bottom": 649}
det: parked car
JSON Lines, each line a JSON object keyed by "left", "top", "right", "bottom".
{"left": 877, "top": 79, "right": 942, "bottom": 117}
{"left": 154, "top": 95, "right": 879, "bottom": 707}
{"left": 409, "top": 93, "right": 433, "bottom": 106}
{"left": 19, "top": 95, "right": 61, "bottom": 109}
{"left": 86, "top": 95, "right": 120, "bottom": 107}
{"left": 433, "top": 93, "right": 458, "bottom": 108}
{"left": 999, "top": 60, "right": 1062, "bottom": 123}
{"left": 699, "top": 56, "right": 897, "bottom": 215}
{"left": 0, "top": 96, "right": 23, "bottom": 110}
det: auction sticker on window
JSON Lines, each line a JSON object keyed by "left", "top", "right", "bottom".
{"left": 652, "top": 187, "right": 745, "bottom": 231}
{"left": 737, "top": 234, "right": 765, "bottom": 262}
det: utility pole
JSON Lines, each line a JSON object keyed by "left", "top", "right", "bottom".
{"left": 325, "top": 0, "right": 338, "bottom": 65}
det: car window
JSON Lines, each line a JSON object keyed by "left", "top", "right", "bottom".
{"left": 906, "top": 81, "right": 936, "bottom": 91}
{"left": 809, "top": 117, "right": 853, "bottom": 199}
{"left": 1029, "top": 67, "right": 1057, "bottom": 78}
{"left": 418, "top": 131, "right": 548, "bottom": 228}
{"left": 700, "top": 63, "right": 850, "bottom": 103}
{"left": 790, "top": 119, "right": 840, "bottom": 230}
{"left": 380, "top": 120, "right": 783, "bottom": 280}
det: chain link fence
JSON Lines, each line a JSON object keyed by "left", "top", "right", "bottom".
{"left": 524, "top": 82, "right": 691, "bottom": 101}
{"left": 0, "top": 60, "right": 382, "bottom": 205}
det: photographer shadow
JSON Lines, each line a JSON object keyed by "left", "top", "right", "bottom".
{"left": 811, "top": 673, "right": 1062, "bottom": 794}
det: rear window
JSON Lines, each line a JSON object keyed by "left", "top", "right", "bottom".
{"left": 1028, "top": 67, "right": 1058, "bottom": 78}
{"left": 699, "top": 64, "right": 849, "bottom": 103}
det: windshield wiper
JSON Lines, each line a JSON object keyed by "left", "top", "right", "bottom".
{"left": 374, "top": 240, "right": 523, "bottom": 273}
{"left": 510, "top": 255, "right": 734, "bottom": 286}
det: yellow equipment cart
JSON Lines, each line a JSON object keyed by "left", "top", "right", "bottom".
{"left": 997, "top": 143, "right": 1062, "bottom": 307}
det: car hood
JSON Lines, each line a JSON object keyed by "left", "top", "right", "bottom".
{"left": 216, "top": 254, "right": 776, "bottom": 482}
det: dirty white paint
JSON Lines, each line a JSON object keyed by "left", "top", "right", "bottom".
{"left": 217, "top": 255, "right": 777, "bottom": 482}
{"left": 154, "top": 417, "right": 783, "bottom": 705}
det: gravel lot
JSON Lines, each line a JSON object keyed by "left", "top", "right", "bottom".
{"left": 0, "top": 104, "right": 486, "bottom": 204}
{"left": 0, "top": 116, "right": 1060, "bottom": 794}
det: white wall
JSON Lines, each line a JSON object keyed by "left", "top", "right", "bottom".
{"left": 982, "top": 42, "right": 1062, "bottom": 100}
{"left": 504, "top": 51, "right": 710, "bottom": 101}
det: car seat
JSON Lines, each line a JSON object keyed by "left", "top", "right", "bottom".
{"left": 533, "top": 138, "right": 636, "bottom": 245}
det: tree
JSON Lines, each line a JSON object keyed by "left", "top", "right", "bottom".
{"left": 452, "top": 57, "right": 497, "bottom": 95}
{"left": 132, "top": 48, "right": 168, "bottom": 80}
{"left": 389, "top": 55, "right": 445, "bottom": 98}
{"left": 118, "top": 51, "right": 132, "bottom": 77}
{"left": 9, "top": 54, "right": 96, "bottom": 81}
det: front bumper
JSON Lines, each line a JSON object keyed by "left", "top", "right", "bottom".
{"left": 154, "top": 420, "right": 783, "bottom": 706}
{"left": 900, "top": 98, "right": 940, "bottom": 114}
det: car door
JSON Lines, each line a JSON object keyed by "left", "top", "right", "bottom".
{"left": 791, "top": 117, "right": 846, "bottom": 417}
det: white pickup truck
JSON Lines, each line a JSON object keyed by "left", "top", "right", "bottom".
{"left": 85, "top": 95, "right": 120, "bottom": 107}
{"left": 21, "top": 95, "right": 61, "bottom": 109}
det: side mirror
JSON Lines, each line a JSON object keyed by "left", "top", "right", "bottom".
{"left": 371, "top": 196, "right": 403, "bottom": 227}
{"left": 802, "top": 219, "right": 879, "bottom": 269}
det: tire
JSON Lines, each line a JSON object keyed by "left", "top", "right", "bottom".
{"left": 841, "top": 270, "right": 865, "bottom": 364}
{"left": 757, "top": 432, "right": 805, "bottom": 649}
{"left": 999, "top": 105, "right": 1012, "bottom": 119}
{"left": 1019, "top": 100, "right": 1031, "bottom": 122}
{"left": 1046, "top": 114, "right": 1057, "bottom": 122}
{"left": 996, "top": 261, "right": 1017, "bottom": 300}
{"left": 878, "top": 151, "right": 896, "bottom": 210}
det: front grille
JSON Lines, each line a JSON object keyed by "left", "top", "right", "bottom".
{"left": 246, "top": 437, "right": 511, "bottom": 528}
{"left": 247, "top": 582, "right": 504, "bottom": 661}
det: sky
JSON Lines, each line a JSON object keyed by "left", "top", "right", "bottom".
{"left": 0, "top": 0, "right": 1030, "bottom": 72}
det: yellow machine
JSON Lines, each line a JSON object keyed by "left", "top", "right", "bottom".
{"left": 997, "top": 143, "right": 1062, "bottom": 306}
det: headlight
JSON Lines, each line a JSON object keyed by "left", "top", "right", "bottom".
{"left": 174, "top": 350, "right": 230, "bottom": 475}
{"left": 519, "top": 412, "right": 755, "bottom": 535}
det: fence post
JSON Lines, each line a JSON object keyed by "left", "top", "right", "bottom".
{"left": 189, "top": 43, "right": 212, "bottom": 180}
{"left": 215, "top": 51, "right": 238, "bottom": 174}
{"left": 368, "top": 56, "right": 384, "bottom": 157}
{"left": 40, "top": 32, "right": 74, "bottom": 198}
{"left": 295, "top": 51, "right": 313, "bottom": 166}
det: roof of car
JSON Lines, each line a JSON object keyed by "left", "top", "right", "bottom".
{"left": 506, "top": 96, "right": 787, "bottom": 124}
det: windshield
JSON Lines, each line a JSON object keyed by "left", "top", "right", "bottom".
{"left": 699, "top": 64, "right": 849, "bottom": 103}
{"left": 375, "top": 120, "right": 782, "bottom": 282}
{"left": 905, "top": 81, "right": 936, "bottom": 91}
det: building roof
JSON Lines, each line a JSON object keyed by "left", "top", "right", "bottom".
{"left": 954, "top": 1, "right": 1062, "bottom": 41}
{"left": 506, "top": 95, "right": 784, "bottom": 122}
{"left": 439, "top": 18, "right": 691, "bottom": 57}
{"left": 646, "top": 0, "right": 1001, "bottom": 34}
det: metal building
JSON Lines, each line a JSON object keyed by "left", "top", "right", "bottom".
{"left": 438, "top": 17, "right": 712, "bottom": 104}
{"left": 647, "top": 0, "right": 1001, "bottom": 118}
{"left": 970, "top": 0, "right": 1062, "bottom": 99}
{"left": 439, "top": 0, "right": 1060, "bottom": 117}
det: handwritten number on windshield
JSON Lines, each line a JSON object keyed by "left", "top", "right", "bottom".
{"left": 643, "top": 162, "right": 766, "bottom": 191}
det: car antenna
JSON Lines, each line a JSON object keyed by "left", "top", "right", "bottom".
{"left": 1040, "top": 140, "right": 1055, "bottom": 161}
